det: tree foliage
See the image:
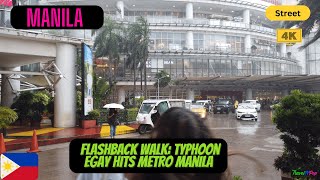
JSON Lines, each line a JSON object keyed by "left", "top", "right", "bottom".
{"left": 273, "top": 90, "right": 320, "bottom": 173}
{"left": 125, "top": 17, "right": 150, "bottom": 71}
{"left": 0, "top": 106, "right": 18, "bottom": 128}
{"left": 154, "top": 70, "right": 171, "bottom": 88}
{"left": 11, "top": 91, "right": 50, "bottom": 122}
{"left": 93, "top": 17, "right": 126, "bottom": 89}
{"left": 283, "top": 0, "right": 320, "bottom": 49}
{"left": 93, "top": 75, "right": 109, "bottom": 109}
{"left": 93, "top": 16, "right": 150, "bottom": 105}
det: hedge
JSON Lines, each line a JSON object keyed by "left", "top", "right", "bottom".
{"left": 98, "top": 108, "right": 139, "bottom": 124}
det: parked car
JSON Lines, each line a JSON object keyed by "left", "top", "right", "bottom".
{"left": 213, "top": 99, "right": 234, "bottom": 114}
{"left": 236, "top": 103, "right": 258, "bottom": 121}
{"left": 196, "top": 100, "right": 212, "bottom": 112}
{"left": 136, "top": 99, "right": 170, "bottom": 134}
{"left": 191, "top": 103, "right": 207, "bottom": 120}
{"left": 243, "top": 100, "right": 261, "bottom": 112}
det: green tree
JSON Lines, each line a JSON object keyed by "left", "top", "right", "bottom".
{"left": 273, "top": 90, "right": 320, "bottom": 173}
{"left": 284, "top": 0, "right": 320, "bottom": 49}
{"left": 93, "top": 74, "right": 109, "bottom": 109}
{"left": 93, "top": 17, "right": 126, "bottom": 101}
{"left": 0, "top": 106, "right": 18, "bottom": 137}
{"left": 125, "top": 17, "right": 150, "bottom": 106}
{"left": 154, "top": 70, "right": 171, "bottom": 88}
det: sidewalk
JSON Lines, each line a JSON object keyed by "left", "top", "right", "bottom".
{"left": 3, "top": 123, "right": 138, "bottom": 151}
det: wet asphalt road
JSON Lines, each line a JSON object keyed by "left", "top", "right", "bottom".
{"left": 35, "top": 110, "right": 282, "bottom": 180}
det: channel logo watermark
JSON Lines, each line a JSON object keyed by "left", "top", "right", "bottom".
{"left": 292, "top": 169, "right": 318, "bottom": 177}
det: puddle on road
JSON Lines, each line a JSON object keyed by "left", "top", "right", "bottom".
{"left": 236, "top": 121, "right": 259, "bottom": 135}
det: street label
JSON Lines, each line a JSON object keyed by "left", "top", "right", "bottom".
{"left": 276, "top": 29, "right": 302, "bottom": 43}
{"left": 266, "top": 5, "right": 310, "bottom": 21}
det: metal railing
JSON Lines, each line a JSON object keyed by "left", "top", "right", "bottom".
{"left": 0, "top": 8, "right": 92, "bottom": 40}
{"left": 111, "top": 16, "right": 276, "bottom": 35}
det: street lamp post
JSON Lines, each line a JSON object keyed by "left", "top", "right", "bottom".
{"left": 157, "top": 75, "right": 169, "bottom": 99}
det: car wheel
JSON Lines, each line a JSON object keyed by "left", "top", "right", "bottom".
{"left": 138, "top": 125, "right": 149, "bottom": 134}
{"left": 255, "top": 119, "right": 258, "bottom": 121}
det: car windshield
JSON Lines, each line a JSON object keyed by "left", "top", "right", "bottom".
{"left": 238, "top": 104, "right": 255, "bottom": 109}
{"left": 192, "top": 103, "right": 204, "bottom": 108}
{"left": 244, "top": 101, "right": 256, "bottom": 104}
{"left": 216, "top": 100, "right": 229, "bottom": 104}
{"left": 196, "top": 102, "right": 206, "bottom": 105}
{"left": 139, "top": 103, "right": 155, "bottom": 114}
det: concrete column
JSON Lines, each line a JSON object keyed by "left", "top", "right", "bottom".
{"left": 280, "top": 43, "right": 287, "bottom": 57}
{"left": 245, "top": 35, "right": 251, "bottom": 53}
{"left": 187, "top": 89, "right": 194, "bottom": 101}
{"left": 169, "top": 88, "right": 173, "bottom": 99}
{"left": 118, "top": 87, "right": 125, "bottom": 104}
{"left": 246, "top": 88, "right": 253, "bottom": 100}
{"left": 54, "top": 43, "right": 77, "bottom": 128}
{"left": 186, "top": 31, "right": 194, "bottom": 50}
{"left": 1, "top": 67, "right": 20, "bottom": 107}
{"left": 282, "top": 89, "right": 289, "bottom": 96}
{"left": 116, "top": 1, "right": 124, "bottom": 19}
{"left": 186, "top": 3, "right": 193, "bottom": 19}
{"left": 243, "top": 9, "right": 250, "bottom": 24}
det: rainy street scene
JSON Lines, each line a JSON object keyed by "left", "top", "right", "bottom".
{"left": 0, "top": 0, "right": 320, "bottom": 180}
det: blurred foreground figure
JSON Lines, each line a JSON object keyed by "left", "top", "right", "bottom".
{"left": 129, "top": 107, "right": 232, "bottom": 180}
{"left": 77, "top": 107, "right": 264, "bottom": 180}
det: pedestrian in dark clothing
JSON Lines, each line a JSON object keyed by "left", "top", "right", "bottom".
{"left": 108, "top": 108, "right": 118, "bottom": 139}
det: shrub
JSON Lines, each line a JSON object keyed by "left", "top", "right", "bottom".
{"left": 0, "top": 106, "right": 18, "bottom": 129}
{"left": 136, "top": 97, "right": 144, "bottom": 107}
{"left": 87, "top": 109, "right": 100, "bottom": 120}
{"left": 11, "top": 91, "right": 34, "bottom": 121}
{"left": 233, "top": 176, "right": 243, "bottom": 180}
{"left": 127, "top": 108, "right": 138, "bottom": 122}
{"left": 273, "top": 90, "right": 320, "bottom": 173}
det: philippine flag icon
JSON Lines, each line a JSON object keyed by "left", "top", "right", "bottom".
{"left": 1, "top": 153, "right": 38, "bottom": 180}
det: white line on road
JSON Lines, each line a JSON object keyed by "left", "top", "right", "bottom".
{"left": 250, "top": 147, "right": 283, "bottom": 152}
{"left": 209, "top": 128, "right": 236, "bottom": 130}
{"left": 209, "top": 126, "right": 276, "bottom": 130}
{"left": 263, "top": 145, "right": 283, "bottom": 149}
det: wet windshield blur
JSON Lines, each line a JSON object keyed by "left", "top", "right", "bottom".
{"left": 216, "top": 100, "right": 229, "bottom": 104}
{"left": 238, "top": 104, "right": 255, "bottom": 109}
{"left": 192, "top": 103, "right": 204, "bottom": 108}
{"left": 139, "top": 103, "right": 155, "bottom": 114}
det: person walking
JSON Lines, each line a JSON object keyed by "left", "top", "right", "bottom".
{"left": 108, "top": 108, "right": 118, "bottom": 139}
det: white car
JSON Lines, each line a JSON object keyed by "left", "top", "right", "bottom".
{"left": 243, "top": 100, "right": 261, "bottom": 112}
{"left": 236, "top": 104, "right": 258, "bottom": 121}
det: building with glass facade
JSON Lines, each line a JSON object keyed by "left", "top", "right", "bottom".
{"left": 82, "top": 0, "right": 303, "bottom": 101}
{"left": 2, "top": 0, "right": 315, "bottom": 102}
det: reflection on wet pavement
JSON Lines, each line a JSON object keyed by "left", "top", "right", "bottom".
{"left": 205, "top": 110, "right": 274, "bottom": 130}
{"left": 37, "top": 110, "right": 282, "bottom": 180}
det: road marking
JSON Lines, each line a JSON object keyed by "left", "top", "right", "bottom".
{"left": 209, "top": 128, "right": 236, "bottom": 130}
{"left": 263, "top": 145, "right": 283, "bottom": 149}
{"left": 264, "top": 133, "right": 283, "bottom": 144}
{"left": 209, "top": 126, "right": 276, "bottom": 130}
{"left": 251, "top": 147, "right": 283, "bottom": 152}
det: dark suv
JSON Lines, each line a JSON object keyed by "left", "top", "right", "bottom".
{"left": 213, "top": 99, "right": 234, "bottom": 114}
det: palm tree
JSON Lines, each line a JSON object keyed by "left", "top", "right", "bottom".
{"left": 125, "top": 17, "right": 150, "bottom": 106}
{"left": 284, "top": 0, "right": 320, "bottom": 49}
{"left": 93, "top": 17, "right": 126, "bottom": 102}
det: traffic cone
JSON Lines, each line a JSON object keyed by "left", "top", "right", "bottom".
{"left": 27, "top": 130, "right": 40, "bottom": 153}
{"left": 0, "top": 133, "right": 6, "bottom": 154}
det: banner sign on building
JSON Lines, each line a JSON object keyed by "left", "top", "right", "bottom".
{"left": 82, "top": 43, "right": 94, "bottom": 116}
{"left": 0, "top": 0, "right": 13, "bottom": 7}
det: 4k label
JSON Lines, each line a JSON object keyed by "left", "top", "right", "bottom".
{"left": 277, "top": 29, "right": 302, "bottom": 43}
